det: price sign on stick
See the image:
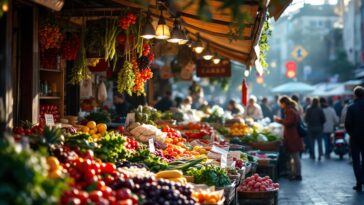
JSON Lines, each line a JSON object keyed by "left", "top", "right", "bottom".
{"left": 44, "top": 114, "right": 55, "bottom": 126}
{"left": 221, "top": 153, "right": 228, "bottom": 168}
{"left": 148, "top": 138, "right": 155, "bottom": 153}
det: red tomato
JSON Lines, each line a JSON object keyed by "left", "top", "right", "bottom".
{"left": 89, "top": 190, "right": 103, "bottom": 202}
{"left": 83, "top": 150, "right": 94, "bottom": 160}
{"left": 117, "top": 199, "right": 133, "bottom": 205}
{"left": 115, "top": 189, "right": 131, "bottom": 200}
{"left": 104, "top": 175, "right": 115, "bottom": 186}
{"left": 102, "top": 163, "right": 116, "bottom": 174}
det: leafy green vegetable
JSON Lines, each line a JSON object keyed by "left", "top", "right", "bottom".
{"left": 0, "top": 138, "right": 68, "bottom": 205}
{"left": 134, "top": 106, "right": 162, "bottom": 125}
{"left": 128, "top": 149, "right": 168, "bottom": 172}
{"left": 93, "top": 132, "right": 128, "bottom": 163}
{"left": 86, "top": 110, "right": 111, "bottom": 124}
{"left": 186, "top": 164, "right": 231, "bottom": 187}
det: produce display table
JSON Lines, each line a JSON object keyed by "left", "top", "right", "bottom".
{"left": 238, "top": 190, "right": 278, "bottom": 205}
{"left": 249, "top": 151, "right": 279, "bottom": 182}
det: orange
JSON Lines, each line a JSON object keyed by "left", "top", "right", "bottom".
{"left": 47, "top": 156, "right": 60, "bottom": 171}
{"left": 92, "top": 134, "right": 99, "bottom": 139}
{"left": 96, "top": 123, "right": 107, "bottom": 134}
{"left": 48, "top": 169, "right": 62, "bottom": 178}
{"left": 81, "top": 126, "right": 90, "bottom": 133}
{"left": 89, "top": 128, "right": 97, "bottom": 135}
{"left": 87, "top": 121, "right": 97, "bottom": 129}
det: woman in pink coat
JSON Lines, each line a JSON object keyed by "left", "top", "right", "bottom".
{"left": 275, "top": 96, "right": 304, "bottom": 181}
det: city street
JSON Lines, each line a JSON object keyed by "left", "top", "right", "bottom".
{"left": 279, "top": 155, "right": 364, "bottom": 205}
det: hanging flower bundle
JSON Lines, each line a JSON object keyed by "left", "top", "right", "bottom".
{"left": 61, "top": 33, "right": 80, "bottom": 61}
{"left": 116, "top": 12, "right": 154, "bottom": 96}
{"left": 39, "top": 24, "right": 63, "bottom": 50}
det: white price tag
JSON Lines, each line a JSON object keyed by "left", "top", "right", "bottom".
{"left": 212, "top": 145, "right": 228, "bottom": 156}
{"left": 221, "top": 153, "right": 228, "bottom": 168}
{"left": 44, "top": 114, "right": 55, "bottom": 126}
{"left": 148, "top": 138, "right": 155, "bottom": 153}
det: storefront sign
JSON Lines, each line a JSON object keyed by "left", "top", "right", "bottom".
{"left": 31, "top": 0, "right": 64, "bottom": 11}
{"left": 196, "top": 59, "right": 231, "bottom": 78}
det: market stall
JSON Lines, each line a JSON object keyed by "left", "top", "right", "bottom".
{"left": 0, "top": 0, "right": 291, "bottom": 204}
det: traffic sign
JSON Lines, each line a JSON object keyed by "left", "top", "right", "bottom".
{"left": 291, "top": 45, "right": 308, "bottom": 62}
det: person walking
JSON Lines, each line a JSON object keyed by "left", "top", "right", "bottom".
{"left": 345, "top": 86, "right": 364, "bottom": 192}
{"left": 291, "top": 95, "right": 304, "bottom": 118}
{"left": 305, "top": 98, "right": 326, "bottom": 161}
{"left": 275, "top": 96, "right": 304, "bottom": 181}
{"left": 155, "top": 91, "right": 175, "bottom": 112}
{"left": 320, "top": 97, "right": 339, "bottom": 159}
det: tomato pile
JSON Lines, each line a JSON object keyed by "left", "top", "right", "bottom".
{"left": 238, "top": 174, "right": 279, "bottom": 192}
{"left": 118, "top": 13, "right": 137, "bottom": 30}
{"left": 163, "top": 126, "right": 185, "bottom": 144}
{"left": 125, "top": 137, "right": 139, "bottom": 151}
{"left": 39, "top": 24, "right": 63, "bottom": 50}
{"left": 61, "top": 33, "right": 80, "bottom": 61}
{"left": 13, "top": 124, "right": 44, "bottom": 137}
{"left": 39, "top": 104, "right": 61, "bottom": 123}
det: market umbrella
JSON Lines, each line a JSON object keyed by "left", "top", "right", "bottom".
{"left": 271, "top": 82, "right": 315, "bottom": 94}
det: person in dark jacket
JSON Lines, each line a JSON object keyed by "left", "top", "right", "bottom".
{"left": 305, "top": 97, "right": 326, "bottom": 161}
{"left": 345, "top": 86, "right": 364, "bottom": 192}
{"left": 275, "top": 96, "right": 304, "bottom": 181}
{"left": 113, "top": 94, "right": 131, "bottom": 118}
{"left": 260, "top": 97, "right": 273, "bottom": 121}
{"left": 155, "top": 91, "right": 174, "bottom": 112}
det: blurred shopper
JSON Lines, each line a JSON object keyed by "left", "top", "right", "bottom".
{"left": 341, "top": 99, "right": 352, "bottom": 124}
{"left": 155, "top": 91, "right": 174, "bottom": 112}
{"left": 275, "top": 96, "right": 304, "bottom": 181}
{"left": 271, "top": 95, "right": 280, "bottom": 116}
{"left": 303, "top": 97, "right": 312, "bottom": 112}
{"left": 334, "top": 96, "right": 344, "bottom": 118}
{"left": 345, "top": 86, "right": 364, "bottom": 192}
{"left": 227, "top": 100, "right": 242, "bottom": 115}
{"left": 305, "top": 98, "right": 326, "bottom": 161}
{"left": 291, "top": 95, "right": 304, "bottom": 118}
{"left": 113, "top": 94, "right": 131, "bottom": 118}
{"left": 260, "top": 97, "right": 273, "bottom": 121}
{"left": 243, "top": 96, "right": 263, "bottom": 120}
{"left": 320, "top": 97, "right": 339, "bottom": 159}
{"left": 180, "top": 96, "right": 193, "bottom": 112}
{"left": 175, "top": 96, "right": 183, "bottom": 108}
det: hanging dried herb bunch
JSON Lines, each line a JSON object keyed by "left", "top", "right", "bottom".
{"left": 69, "top": 20, "right": 90, "bottom": 84}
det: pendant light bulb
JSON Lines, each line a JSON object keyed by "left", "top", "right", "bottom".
{"left": 244, "top": 69, "right": 250, "bottom": 77}
{"left": 167, "top": 19, "right": 184, "bottom": 43}
{"left": 202, "top": 45, "right": 213, "bottom": 60}
{"left": 212, "top": 53, "right": 221, "bottom": 64}
{"left": 141, "top": 11, "right": 156, "bottom": 39}
{"left": 155, "top": 9, "right": 170, "bottom": 39}
{"left": 193, "top": 33, "right": 204, "bottom": 54}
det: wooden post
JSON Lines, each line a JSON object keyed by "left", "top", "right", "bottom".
{"left": 0, "top": 0, "right": 13, "bottom": 137}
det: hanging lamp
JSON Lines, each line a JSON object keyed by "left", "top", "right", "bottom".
{"left": 155, "top": 8, "right": 170, "bottom": 39}
{"left": 141, "top": 10, "right": 156, "bottom": 39}
{"left": 212, "top": 53, "right": 221, "bottom": 64}
{"left": 202, "top": 44, "right": 213, "bottom": 60}
{"left": 167, "top": 19, "right": 184, "bottom": 43}
{"left": 178, "top": 26, "right": 189, "bottom": 45}
{"left": 193, "top": 33, "right": 204, "bottom": 54}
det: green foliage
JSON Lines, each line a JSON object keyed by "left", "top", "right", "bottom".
{"left": 134, "top": 105, "right": 162, "bottom": 125}
{"left": 0, "top": 139, "right": 68, "bottom": 205}
{"left": 329, "top": 49, "right": 355, "bottom": 81}
{"left": 259, "top": 19, "right": 271, "bottom": 69}
{"left": 128, "top": 149, "right": 168, "bottom": 172}
{"left": 86, "top": 110, "right": 111, "bottom": 124}
{"left": 94, "top": 132, "right": 128, "bottom": 163}
{"left": 186, "top": 164, "right": 231, "bottom": 187}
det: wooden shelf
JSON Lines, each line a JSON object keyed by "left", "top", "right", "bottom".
{"left": 40, "top": 68, "right": 61, "bottom": 72}
{"left": 39, "top": 96, "right": 61, "bottom": 100}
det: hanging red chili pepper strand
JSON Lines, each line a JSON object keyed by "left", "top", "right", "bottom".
{"left": 242, "top": 79, "right": 248, "bottom": 106}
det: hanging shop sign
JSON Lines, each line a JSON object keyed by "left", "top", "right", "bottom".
{"left": 291, "top": 45, "right": 308, "bottom": 62}
{"left": 31, "top": 0, "right": 64, "bottom": 11}
{"left": 196, "top": 59, "right": 231, "bottom": 78}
